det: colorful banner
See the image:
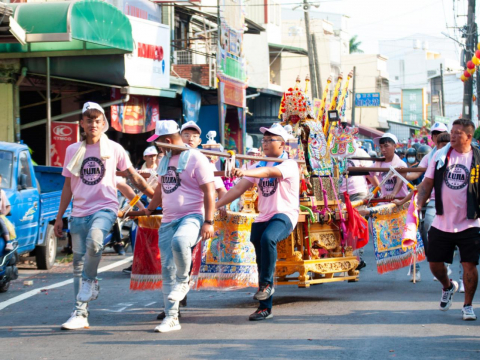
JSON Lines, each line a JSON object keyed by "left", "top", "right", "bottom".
{"left": 111, "top": 92, "right": 159, "bottom": 134}
{"left": 312, "top": 98, "right": 322, "bottom": 120}
{"left": 182, "top": 88, "right": 202, "bottom": 123}
{"left": 219, "top": 79, "right": 246, "bottom": 108}
{"left": 50, "top": 122, "right": 79, "bottom": 168}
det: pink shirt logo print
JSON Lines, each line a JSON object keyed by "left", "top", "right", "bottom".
{"left": 444, "top": 164, "right": 469, "bottom": 190}
{"left": 161, "top": 166, "right": 182, "bottom": 194}
{"left": 80, "top": 157, "right": 105, "bottom": 185}
{"left": 259, "top": 178, "right": 278, "bottom": 198}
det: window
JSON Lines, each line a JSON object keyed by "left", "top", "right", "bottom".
{"left": 18, "top": 151, "right": 33, "bottom": 189}
{"left": 0, "top": 150, "right": 13, "bottom": 188}
{"left": 395, "top": 76, "right": 399, "bottom": 80}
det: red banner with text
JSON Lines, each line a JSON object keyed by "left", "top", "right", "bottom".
{"left": 111, "top": 90, "right": 159, "bottom": 134}
{"left": 50, "top": 122, "right": 79, "bottom": 167}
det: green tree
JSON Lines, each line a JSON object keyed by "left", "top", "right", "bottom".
{"left": 349, "top": 35, "right": 364, "bottom": 54}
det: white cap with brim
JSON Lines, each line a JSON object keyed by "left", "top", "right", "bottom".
{"left": 260, "top": 123, "right": 290, "bottom": 142}
{"left": 181, "top": 121, "right": 202, "bottom": 135}
{"left": 82, "top": 102, "right": 108, "bottom": 132}
{"left": 147, "top": 120, "right": 180, "bottom": 142}
{"left": 430, "top": 122, "right": 448, "bottom": 133}
{"left": 143, "top": 146, "right": 158, "bottom": 156}
{"left": 373, "top": 132, "right": 398, "bottom": 146}
{"left": 247, "top": 148, "right": 260, "bottom": 154}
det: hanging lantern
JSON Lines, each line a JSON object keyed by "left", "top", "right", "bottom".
{"left": 478, "top": 43, "right": 480, "bottom": 51}
{"left": 476, "top": 50, "right": 480, "bottom": 59}
{"left": 465, "top": 70, "right": 472, "bottom": 78}
{"left": 467, "top": 60, "right": 475, "bottom": 69}
{"left": 461, "top": 74, "right": 467, "bottom": 82}
{"left": 473, "top": 56, "right": 480, "bottom": 66}
{"left": 474, "top": 95, "right": 477, "bottom": 102}
{"left": 468, "top": 67, "right": 476, "bottom": 75}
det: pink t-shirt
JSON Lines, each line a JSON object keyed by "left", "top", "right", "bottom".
{"left": 425, "top": 148, "right": 480, "bottom": 233}
{"left": 245, "top": 159, "right": 300, "bottom": 228}
{"left": 0, "top": 189, "right": 10, "bottom": 214}
{"left": 62, "top": 140, "right": 132, "bottom": 217}
{"left": 209, "top": 162, "right": 224, "bottom": 190}
{"left": 158, "top": 150, "right": 214, "bottom": 223}
{"left": 370, "top": 154, "right": 409, "bottom": 198}
{"left": 419, "top": 152, "right": 435, "bottom": 200}
{"left": 340, "top": 148, "right": 371, "bottom": 195}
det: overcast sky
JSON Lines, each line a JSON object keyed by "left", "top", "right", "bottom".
{"left": 281, "top": 0, "right": 470, "bottom": 54}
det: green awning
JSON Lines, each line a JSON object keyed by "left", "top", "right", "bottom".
{"left": 269, "top": 43, "right": 308, "bottom": 56}
{"left": 0, "top": 0, "right": 133, "bottom": 58}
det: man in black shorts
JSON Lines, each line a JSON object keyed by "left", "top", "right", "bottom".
{"left": 416, "top": 119, "right": 480, "bottom": 321}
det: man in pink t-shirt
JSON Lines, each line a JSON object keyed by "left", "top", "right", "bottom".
{"left": 370, "top": 133, "right": 409, "bottom": 200}
{"left": 143, "top": 120, "right": 215, "bottom": 333}
{"left": 216, "top": 123, "right": 299, "bottom": 322}
{"left": 417, "top": 119, "right": 480, "bottom": 321}
{"left": 56, "top": 102, "right": 153, "bottom": 331}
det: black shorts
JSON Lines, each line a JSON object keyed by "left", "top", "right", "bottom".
{"left": 427, "top": 226, "right": 480, "bottom": 265}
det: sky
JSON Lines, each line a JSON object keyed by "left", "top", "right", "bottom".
{"left": 280, "top": 0, "right": 470, "bottom": 54}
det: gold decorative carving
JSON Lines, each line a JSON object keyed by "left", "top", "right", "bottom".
{"left": 311, "top": 232, "right": 338, "bottom": 250}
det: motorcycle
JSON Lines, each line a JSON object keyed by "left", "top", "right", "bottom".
{"left": 0, "top": 240, "right": 19, "bottom": 293}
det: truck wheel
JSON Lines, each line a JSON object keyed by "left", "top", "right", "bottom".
{"left": 36, "top": 224, "right": 57, "bottom": 270}
{"left": 0, "top": 281, "right": 10, "bottom": 293}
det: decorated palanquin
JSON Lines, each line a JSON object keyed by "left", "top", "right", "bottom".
{"left": 271, "top": 73, "right": 361, "bottom": 287}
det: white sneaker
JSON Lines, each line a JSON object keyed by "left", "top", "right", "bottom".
{"left": 439, "top": 280, "right": 459, "bottom": 311}
{"left": 410, "top": 271, "right": 421, "bottom": 282}
{"left": 168, "top": 282, "right": 190, "bottom": 302}
{"left": 462, "top": 306, "right": 477, "bottom": 321}
{"left": 459, "top": 280, "right": 465, "bottom": 293}
{"left": 61, "top": 312, "right": 89, "bottom": 330}
{"left": 76, "top": 279, "right": 100, "bottom": 303}
{"left": 154, "top": 316, "right": 181, "bottom": 333}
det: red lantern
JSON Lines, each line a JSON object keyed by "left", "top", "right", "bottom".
{"left": 465, "top": 70, "right": 472, "bottom": 78}
{"left": 467, "top": 60, "right": 475, "bottom": 69}
{"left": 476, "top": 50, "right": 480, "bottom": 59}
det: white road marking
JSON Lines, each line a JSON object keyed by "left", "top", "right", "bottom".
{"left": 144, "top": 302, "right": 156, "bottom": 307}
{"left": 0, "top": 256, "right": 133, "bottom": 311}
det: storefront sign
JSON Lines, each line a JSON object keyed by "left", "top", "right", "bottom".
{"left": 220, "top": 80, "right": 246, "bottom": 108}
{"left": 105, "top": 0, "right": 163, "bottom": 23}
{"left": 50, "top": 122, "right": 79, "bottom": 167}
{"left": 182, "top": 88, "right": 202, "bottom": 123}
{"left": 124, "top": 16, "right": 170, "bottom": 89}
{"left": 111, "top": 92, "right": 159, "bottom": 134}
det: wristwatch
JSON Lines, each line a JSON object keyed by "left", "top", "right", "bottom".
{"left": 204, "top": 220, "right": 214, "bottom": 225}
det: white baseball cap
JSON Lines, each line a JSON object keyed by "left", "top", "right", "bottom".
{"left": 373, "top": 132, "right": 398, "bottom": 146}
{"left": 260, "top": 123, "right": 290, "bottom": 142}
{"left": 181, "top": 121, "right": 202, "bottom": 135}
{"left": 143, "top": 146, "right": 158, "bottom": 156}
{"left": 82, "top": 102, "right": 108, "bottom": 132}
{"left": 247, "top": 147, "right": 260, "bottom": 155}
{"left": 430, "top": 122, "right": 448, "bottom": 133}
{"left": 147, "top": 120, "right": 180, "bottom": 142}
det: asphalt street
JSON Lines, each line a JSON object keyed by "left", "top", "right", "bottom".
{"left": 0, "top": 246, "right": 479, "bottom": 360}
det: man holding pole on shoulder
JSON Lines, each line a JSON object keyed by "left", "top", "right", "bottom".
{"left": 416, "top": 119, "right": 480, "bottom": 321}
{"left": 215, "top": 123, "right": 299, "bottom": 321}
{"left": 144, "top": 120, "right": 216, "bottom": 333}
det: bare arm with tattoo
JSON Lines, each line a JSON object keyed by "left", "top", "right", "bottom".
{"left": 121, "top": 166, "right": 155, "bottom": 198}
{"left": 415, "top": 177, "right": 434, "bottom": 211}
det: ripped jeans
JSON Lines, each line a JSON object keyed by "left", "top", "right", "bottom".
{"left": 70, "top": 209, "right": 117, "bottom": 316}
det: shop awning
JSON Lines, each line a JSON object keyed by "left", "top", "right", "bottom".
{"left": 0, "top": 1, "right": 134, "bottom": 59}
{"left": 269, "top": 43, "right": 308, "bottom": 56}
{"left": 357, "top": 124, "right": 384, "bottom": 138}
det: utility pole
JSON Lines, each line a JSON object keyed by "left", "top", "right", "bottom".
{"left": 463, "top": 0, "right": 475, "bottom": 120}
{"left": 440, "top": 63, "right": 446, "bottom": 117}
{"left": 311, "top": 34, "right": 322, "bottom": 96}
{"left": 351, "top": 66, "right": 356, "bottom": 126}
{"left": 303, "top": 0, "right": 318, "bottom": 98}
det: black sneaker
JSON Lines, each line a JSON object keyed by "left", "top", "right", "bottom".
{"left": 253, "top": 283, "right": 275, "bottom": 301}
{"left": 157, "top": 310, "right": 181, "bottom": 320}
{"left": 249, "top": 308, "right": 273, "bottom": 321}
{"left": 180, "top": 295, "right": 187, "bottom": 307}
{"left": 440, "top": 280, "right": 459, "bottom": 311}
{"left": 122, "top": 265, "right": 132, "bottom": 274}
{"left": 356, "top": 260, "right": 366, "bottom": 271}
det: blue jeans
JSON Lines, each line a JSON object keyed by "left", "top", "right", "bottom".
{"left": 70, "top": 209, "right": 116, "bottom": 316}
{"left": 250, "top": 214, "right": 293, "bottom": 310}
{"left": 158, "top": 214, "right": 203, "bottom": 317}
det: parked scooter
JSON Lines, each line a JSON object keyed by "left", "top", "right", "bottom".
{"left": 0, "top": 240, "right": 19, "bottom": 293}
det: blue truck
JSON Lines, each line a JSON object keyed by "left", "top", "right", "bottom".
{"left": 0, "top": 141, "right": 72, "bottom": 270}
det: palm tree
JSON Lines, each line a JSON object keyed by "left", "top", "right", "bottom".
{"left": 349, "top": 35, "right": 364, "bottom": 54}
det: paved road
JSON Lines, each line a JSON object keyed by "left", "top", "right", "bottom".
{"left": 1, "top": 246, "right": 479, "bottom": 360}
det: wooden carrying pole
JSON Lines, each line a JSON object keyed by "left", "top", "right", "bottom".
{"left": 345, "top": 166, "right": 426, "bottom": 173}
{"left": 154, "top": 142, "right": 306, "bottom": 164}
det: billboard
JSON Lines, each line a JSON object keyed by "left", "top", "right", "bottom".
{"left": 402, "top": 89, "right": 425, "bottom": 126}
{"left": 50, "top": 122, "right": 79, "bottom": 167}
